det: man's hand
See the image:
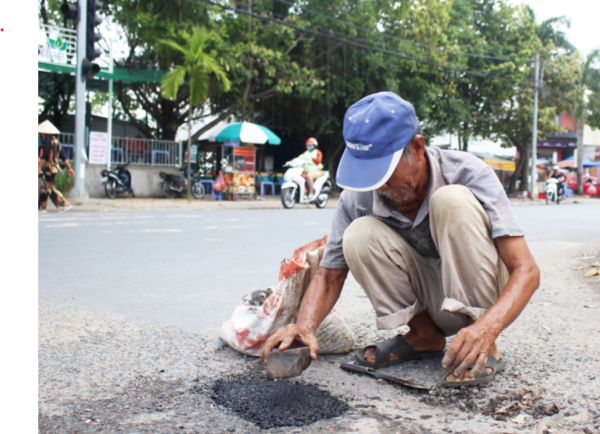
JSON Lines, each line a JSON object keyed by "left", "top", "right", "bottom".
{"left": 68, "top": 168, "right": 75, "bottom": 177}
{"left": 443, "top": 235, "right": 539, "bottom": 381}
{"left": 260, "top": 324, "right": 319, "bottom": 365}
{"left": 260, "top": 267, "right": 348, "bottom": 365}
{"left": 441, "top": 319, "right": 497, "bottom": 380}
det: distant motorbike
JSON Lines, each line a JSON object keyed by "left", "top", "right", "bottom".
{"left": 159, "top": 169, "right": 205, "bottom": 199}
{"left": 545, "top": 178, "right": 561, "bottom": 205}
{"left": 101, "top": 163, "right": 135, "bottom": 199}
{"left": 280, "top": 158, "right": 332, "bottom": 209}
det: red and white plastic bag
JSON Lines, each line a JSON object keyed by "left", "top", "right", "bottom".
{"left": 220, "top": 236, "right": 355, "bottom": 357}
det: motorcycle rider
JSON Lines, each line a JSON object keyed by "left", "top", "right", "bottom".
{"left": 550, "top": 165, "right": 565, "bottom": 198}
{"left": 297, "top": 138, "right": 323, "bottom": 200}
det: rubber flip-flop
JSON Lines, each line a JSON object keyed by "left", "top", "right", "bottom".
{"left": 355, "top": 335, "right": 445, "bottom": 370}
{"left": 440, "top": 355, "right": 505, "bottom": 388}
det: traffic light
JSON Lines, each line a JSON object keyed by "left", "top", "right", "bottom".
{"left": 60, "top": 1, "right": 79, "bottom": 23}
{"left": 83, "top": 0, "right": 103, "bottom": 79}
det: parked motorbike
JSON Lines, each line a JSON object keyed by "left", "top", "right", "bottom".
{"left": 545, "top": 178, "right": 561, "bottom": 205}
{"left": 159, "top": 169, "right": 205, "bottom": 199}
{"left": 280, "top": 158, "right": 332, "bottom": 209}
{"left": 101, "top": 163, "right": 135, "bottom": 199}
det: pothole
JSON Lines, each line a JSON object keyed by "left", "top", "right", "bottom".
{"left": 211, "top": 379, "right": 349, "bottom": 429}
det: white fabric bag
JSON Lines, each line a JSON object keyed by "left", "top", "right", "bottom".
{"left": 220, "top": 237, "right": 355, "bottom": 357}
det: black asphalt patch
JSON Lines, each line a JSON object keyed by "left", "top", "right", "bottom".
{"left": 211, "top": 379, "right": 349, "bottom": 429}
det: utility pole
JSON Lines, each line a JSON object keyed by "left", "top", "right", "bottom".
{"left": 107, "top": 38, "right": 113, "bottom": 170}
{"left": 576, "top": 109, "right": 585, "bottom": 195}
{"left": 529, "top": 53, "right": 565, "bottom": 200}
{"left": 529, "top": 54, "right": 539, "bottom": 201}
{"left": 71, "top": 0, "right": 89, "bottom": 199}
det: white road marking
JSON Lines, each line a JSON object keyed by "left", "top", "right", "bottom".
{"left": 204, "top": 226, "right": 219, "bottom": 229}
{"left": 100, "top": 231, "right": 115, "bottom": 233}
{"left": 46, "top": 223, "right": 79, "bottom": 227}
{"left": 140, "top": 229, "right": 184, "bottom": 233}
{"left": 305, "top": 222, "right": 318, "bottom": 225}
{"left": 225, "top": 218, "right": 239, "bottom": 221}
{"left": 167, "top": 215, "right": 204, "bottom": 218}
{"left": 204, "top": 238, "right": 224, "bottom": 241}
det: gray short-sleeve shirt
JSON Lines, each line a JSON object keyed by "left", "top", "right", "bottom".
{"left": 320, "top": 147, "right": 524, "bottom": 269}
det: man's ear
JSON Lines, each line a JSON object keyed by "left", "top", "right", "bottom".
{"left": 412, "top": 135, "right": 426, "bottom": 157}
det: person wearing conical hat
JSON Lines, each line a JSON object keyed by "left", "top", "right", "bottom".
{"left": 38, "top": 120, "right": 74, "bottom": 213}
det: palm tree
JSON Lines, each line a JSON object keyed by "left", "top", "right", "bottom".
{"left": 574, "top": 49, "right": 600, "bottom": 194}
{"left": 160, "top": 27, "right": 231, "bottom": 198}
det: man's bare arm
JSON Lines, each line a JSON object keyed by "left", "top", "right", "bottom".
{"left": 442, "top": 236, "right": 540, "bottom": 377}
{"left": 260, "top": 267, "right": 348, "bottom": 363}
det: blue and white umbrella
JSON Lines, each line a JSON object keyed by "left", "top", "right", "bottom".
{"left": 215, "top": 122, "right": 281, "bottom": 145}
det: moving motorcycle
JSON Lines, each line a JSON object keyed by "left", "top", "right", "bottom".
{"left": 545, "top": 178, "right": 561, "bottom": 205}
{"left": 101, "top": 163, "right": 135, "bottom": 199}
{"left": 159, "top": 169, "right": 205, "bottom": 199}
{"left": 280, "top": 158, "right": 332, "bottom": 209}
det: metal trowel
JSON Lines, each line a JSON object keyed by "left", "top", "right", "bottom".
{"left": 266, "top": 340, "right": 312, "bottom": 379}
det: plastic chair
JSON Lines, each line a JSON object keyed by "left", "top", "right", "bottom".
{"left": 200, "top": 179, "right": 214, "bottom": 194}
{"left": 211, "top": 187, "right": 223, "bottom": 200}
{"left": 261, "top": 175, "right": 276, "bottom": 196}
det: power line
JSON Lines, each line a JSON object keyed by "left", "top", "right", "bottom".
{"left": 275, "top": 0, "right": 525, "bottom": 62}
{"left": 200, "top": 0, "right": 534, "bottom": 87}
{"left": 249, "top": 1, "right": 531, "bottom": 83}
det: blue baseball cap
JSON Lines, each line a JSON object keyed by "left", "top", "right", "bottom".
{"left": 336, "top": 92, "right": 419, "bottom": 191}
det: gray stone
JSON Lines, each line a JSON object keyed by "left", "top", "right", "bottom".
{"left": 567, "top": 407, "right": 579, "bottom": 416}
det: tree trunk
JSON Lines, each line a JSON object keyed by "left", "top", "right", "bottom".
{"left": 576, "top": 118, "right": 585, "bottom": 195}
{"left": 462, "top": 122, "right": 469, "bottom": 152}
{"left": 242, "top": 0, "right": 253, "bottom": 121}
{"left": 508, "top": 143, "right": 525, "bottom": 195}
{"left": 186, "top": 104, "right": 193, "bottom": 200}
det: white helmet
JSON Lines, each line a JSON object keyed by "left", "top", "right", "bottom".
{"left": 552, "top": 165, "right": 559, "bottom": 171}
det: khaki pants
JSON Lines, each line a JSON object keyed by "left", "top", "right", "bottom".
{"left": 342, "top": 185, "right": 509, "bottom": 336}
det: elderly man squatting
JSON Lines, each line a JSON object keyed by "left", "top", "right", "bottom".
{"left": 261, "top": 92, "right": 540, "bottom": 386}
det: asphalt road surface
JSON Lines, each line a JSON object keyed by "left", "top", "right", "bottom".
{"left": 38, "top": 203, "right": 600, "bottom": 335}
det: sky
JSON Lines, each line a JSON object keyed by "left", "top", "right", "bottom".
{"left": 512, "top": 0, "right": 600, "bottom": 55}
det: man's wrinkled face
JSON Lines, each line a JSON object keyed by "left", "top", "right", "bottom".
{"left": 376, "top": 136, "right": 425, "bottom": 203}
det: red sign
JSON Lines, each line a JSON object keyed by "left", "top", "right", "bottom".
{"left": 234, "top": 147, "right": 254, "bottom": 156}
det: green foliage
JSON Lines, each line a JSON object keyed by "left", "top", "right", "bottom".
{"left": 54, "top": 170, "right": 74, "bottom": 194}
{"left": 159, "top": 26, "right": 230, "bottom": 106}
{"left": 38, "top": 0, "right": 600, "bottom": 183}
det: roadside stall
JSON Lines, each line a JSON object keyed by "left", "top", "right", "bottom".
{"left": 215, "top": 122, "right": 281, "bottom": 201}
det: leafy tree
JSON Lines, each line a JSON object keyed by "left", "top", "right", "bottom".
{"left": 104, "top": 0, "right": 215, "bottom": 139}
{"left": 428, "top": 0, "right": 539, "bottom": 153}
{"left": 527, "top": 7, "right": 576, "bottom": 53}
{"left": 240, "top": 0, "right": 454, "bottom": 176}
{"left": 490, "top": 54, "right": 579, "bottom": 194}
{"left": 38, "top": 0, "right": 75, "bottom": 129}
{"left": 160, "top": 26, "right": 231, "bottom": 198}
